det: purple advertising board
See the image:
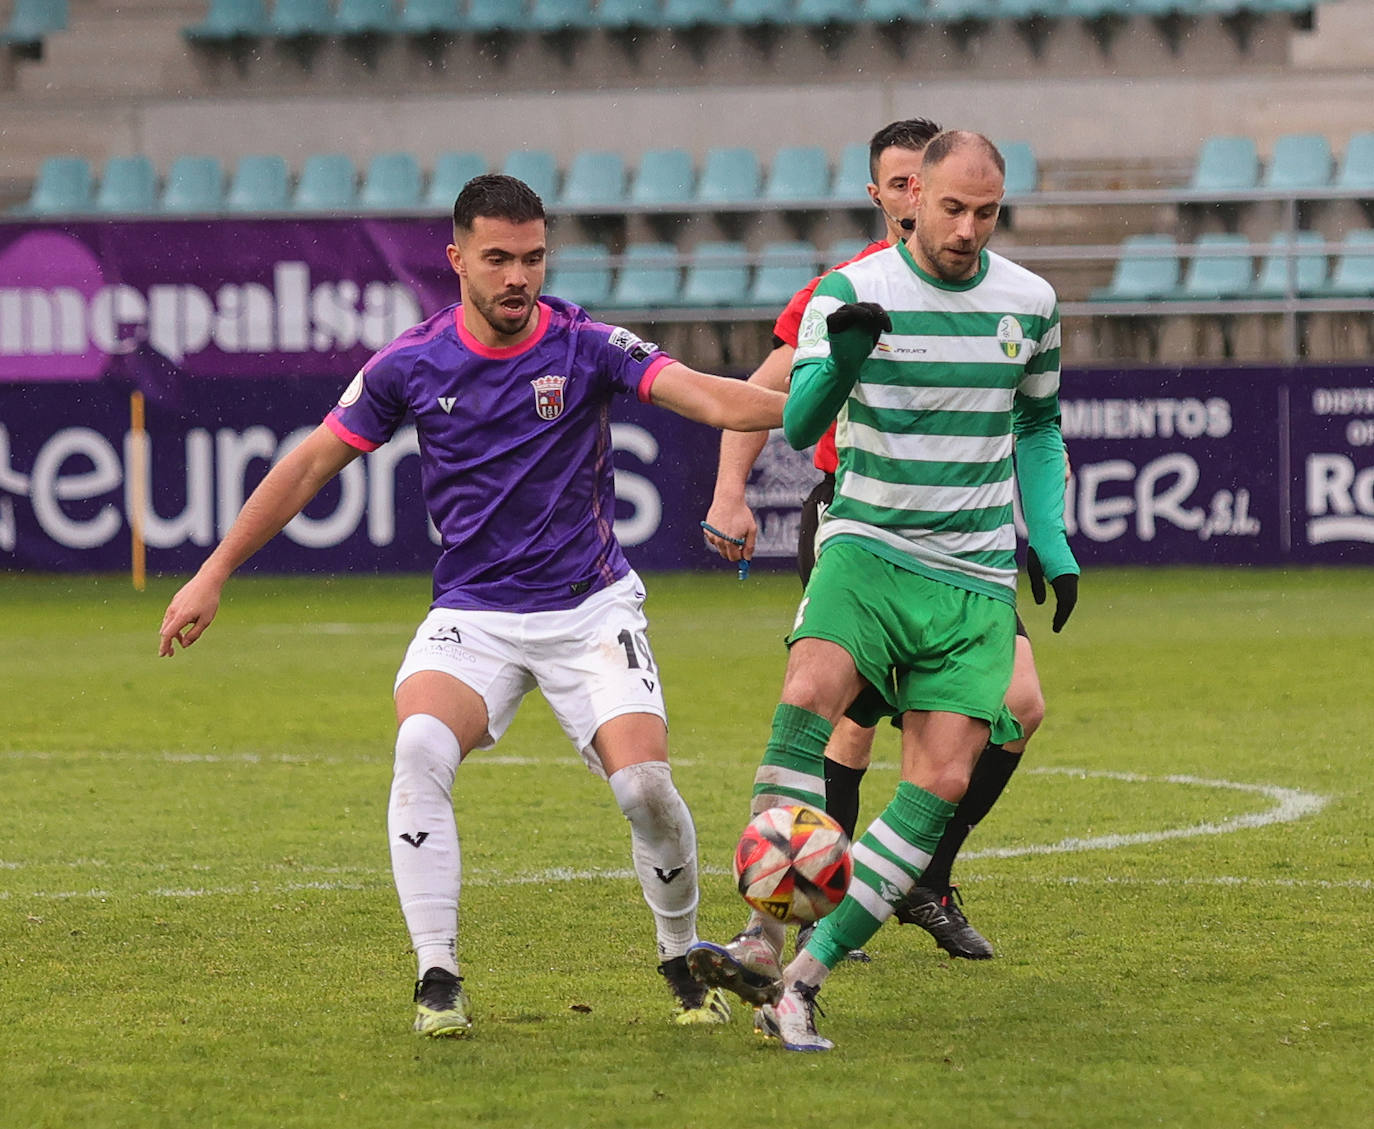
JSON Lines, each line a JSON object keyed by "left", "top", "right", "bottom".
{"left": 1, "top": 219, "right": 1372, "bottom": 574}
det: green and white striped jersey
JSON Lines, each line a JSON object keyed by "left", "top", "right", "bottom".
{"left": 789, "top": 240, "right": 1067, "bottom": 605}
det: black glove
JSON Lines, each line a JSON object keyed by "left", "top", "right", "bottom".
{"left": 826, "top": 302, "right": 891, "bottom": 372}
{"left": 1027, "top": 547, "right": 1078, "bottom": 633}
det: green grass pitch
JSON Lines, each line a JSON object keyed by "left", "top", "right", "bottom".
{"left": 1, "top": 567, "right": 1371, "bottom": 1128}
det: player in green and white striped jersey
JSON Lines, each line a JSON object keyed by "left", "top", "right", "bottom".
{"left": 688, "top": 131, "right": 1079, "bottom": 1052}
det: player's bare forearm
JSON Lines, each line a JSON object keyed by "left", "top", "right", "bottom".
{"left": 649, "top": 362, "right": 785, "bottom": 431}
{"left": 158, "top": 425, "right": 359, "bottom": 656}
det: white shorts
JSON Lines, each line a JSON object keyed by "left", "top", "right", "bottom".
{"left": 393, "top": 570, "right": 667, "bottom": 777}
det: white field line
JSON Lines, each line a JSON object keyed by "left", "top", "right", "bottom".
{"left": 0, "top": 766, "right": 1340, "bottom": 900}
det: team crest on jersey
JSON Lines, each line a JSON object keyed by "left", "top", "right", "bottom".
{"left": 338, "top": 370, "right": 364, "bottom": 407}
{"left": 997, "top": 315, "right": 1025, "bottom": 359}
{"left": 531, "top": 374, "right": 567, "bottom": 420}
{"left": 799, "top": 306, "right": 827, "bottom": 348}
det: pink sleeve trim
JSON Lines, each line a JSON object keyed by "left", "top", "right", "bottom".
{"left": 324, "top": 411, "right": 382, "bottom": 453}
{"left": 636, "top": 354, "right": 675, "bottom": 403}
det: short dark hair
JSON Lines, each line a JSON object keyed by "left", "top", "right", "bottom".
{"left": 867, "top": 118, "right": 943, "bottom": 182}
{"left": 452, "top": 173, "right": 545, "bottom": 232}
{"left": 922, "top": 131, "right": 1005, "bottom": 178}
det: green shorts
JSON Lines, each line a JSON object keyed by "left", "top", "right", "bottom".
{"left": 789, "top": 540, "right": 1021, "bottom": 742}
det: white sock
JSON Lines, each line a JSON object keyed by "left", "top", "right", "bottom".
{"left": 388, "top": 713, "right": 462, "bottom": 979}
{"left": 608, "top": 761, "right": 700, "bottom": 961}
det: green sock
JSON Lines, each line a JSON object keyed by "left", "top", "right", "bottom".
{"left": 750, "top": 703, "right": 831, "bottom": 811}
{"left": 806, "top": 781, "right": 956, "bottom": 968}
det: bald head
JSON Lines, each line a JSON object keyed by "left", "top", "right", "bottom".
{"left": 908, "top": 131, "right": 1005, "bottom": 282}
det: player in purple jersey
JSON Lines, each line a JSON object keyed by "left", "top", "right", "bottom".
{"left": 158, "top": 174, "right": 785, "bottom": 1037}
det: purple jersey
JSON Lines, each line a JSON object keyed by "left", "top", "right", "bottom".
{"left": 326, "top": 296, "right": 674, "bottom": 613}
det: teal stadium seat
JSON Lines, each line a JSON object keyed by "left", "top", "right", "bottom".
{"left": 398, "top": 0, "right": 462, "bottom": 34}
{"left": 747, "top": 241, "right": 821, "bottom": 308}
{"left": 502, "top": 150, "right": 559, "bottom": 203}
{"left": 763, "top": 146, "right": 831, "bottom": 202}
{"left": 925, "top": 0, "right": 995, "bottom": 24}
{"left": 2, "top": 0, "right": 68, "bottom": 57}
{"left": 360, "top": 152, "right": 422, "bottom": 210}
{"left": 825, "top": 236, "right": 870, "bottom": 266}
{"left": 861, "top": 0, "right": 922, "bottom": 21}
{"left": 725, "top": 0, "right": 794, "bottom": 26}
{"left": 695, "top": 147, "right": 761, "bottom": 204}
{"left": 95, "top": 155, "right": 158, "bottom": 214}
{"left": 1178, "top": 232, "right": 1253, "bottom": 300}
{"left": 426, "top": 151, "right": 487, "bottom": 208}
{"left": 18, "top": 155, "right": 93, "bottom": 215}
{"left": 270, "top": 0, "right": 336, "bottom": 37}
{"left": 547, "top": 245, "right": 613, "bottom": 308}
{"left": 466, "top": 0, "right": 529, "bottom": 33}
{"left": 1189, "top": 135, "right": 1261, "bottom": 192}
{"left": 225, "top": 154, "right": 291, "bottom": 212}
{"left": 680, "top": 242, "right": 751, "bottom": 306}
{"left": 629, "top": 148, "right": 695, "bottom": 206}
{"left": 160, "top": 155, "right": 225, "bottom": 213}
{"left": 609, "top": 243, "right": 681, "bottom": 308}
{"left": 663, "top": 0, "right": 727, "bottom": 28}
{"left": 560, "top": 151, "right": 626, "bottom": 208}
{"left": 1262, "top": 133, "right": 1334, "bottom": 191}
{"left": 795, "top": 0, "right": 857, "bottom": 26}
{"left": 292, "top": 153, "right": 357, "bottom": 211}
{"left": 1335, "top": 132, "right": 1374, "bottom": 195}
{"left": 183, "top": 0, "right": 269, "bottom": 42}
{"left": 336, "top": 0, "right": 402, "bottom": 36}
{"left": 998, "top": 140, "right": 1038, "bottom": 196}
{"left": 1321, "top": 229, "right": 1374, "bottom": 297}
{"left": 830, "top": 143, "right": 870, "bottom": 202}
{"left": 596, "top": 0, "right": 664, "bottom": 30}
{"left": 527, "top": 0, "right": 594, "bottom": 32}
{"left": 1252, "top": 231, "right": 1326, "bottom": 298}
{"left": 1091, "top": 234, "right": 1181, "bottom": 301}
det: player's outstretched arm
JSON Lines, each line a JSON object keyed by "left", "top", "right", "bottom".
{"left": 158, "top": 425, "right": 361, "bottom": 656}
{"left": 703, "top": 344, "right": 793, "bottom": 562}
{"left": 647, "top": 361, "right": 785, "bottom": 433}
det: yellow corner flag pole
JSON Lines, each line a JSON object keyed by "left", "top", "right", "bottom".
{"left": 129, "top": 390, "right": 147, "bottom": 592}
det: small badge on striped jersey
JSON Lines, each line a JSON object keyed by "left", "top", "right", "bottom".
{"left": 997, "top": 315, "right": 1025, "bottom": 359}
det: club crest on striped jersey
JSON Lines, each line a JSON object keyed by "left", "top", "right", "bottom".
{"left": 799, "top": 306, "right": 827, "bottom": 348}
{"left": 531, "top": 374, "right": 567, "bottom": 420}
{"left": 997, "top": 315, "right": 1025, "bottom": 359}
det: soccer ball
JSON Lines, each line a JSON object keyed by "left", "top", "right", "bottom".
{"left": 733, "top": 805, "right": 852, "bottom": 925}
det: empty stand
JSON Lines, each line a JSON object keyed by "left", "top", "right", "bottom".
{"left": 183, "top": 0, "right": 269, "bottom": 43}
{"left": 94, "top": 156, "right": 158, "bottom": 214}
{"left": 628, "top": 148, "right": 695, "bottom": 207}
{"left": 359, "top": 152, "right": 423, "bottom": 210}
{"left": 747, "top": 240, "right": 821, "bottom": 307}
{"left": 15, "top": 155, "right": 93, "bottom": 215}
{"left": 1091, "top": 234, "right": 1181, "bottom": 301}
{"left": 270, "top": 0, "right": 337, "bottom": 38}
{"left": 397, "top": 0, "right": 463, "bottom": 35}
{"left": 335, "top": 0, "right": 403, "bottom": 37}
{"left": 426, "top": 151, "right": 487, "bottom": 208}
{"left": 1321, "top": 229, "right": 1374, "bottom": 297}
{"left": 560, "top": 150, "right": 627, "bottom": 208}
{"left": 1335, "top": 132, "right": 1374, "bottom": 195}
{"left": 1178, "top": 232, "right": 1252, "bottom": 299}
{"left": 596, "top": 0, "right": 665, "bottom": 30}
{"left": 829, "top": 143, "right": 871, "bottom": 203}
{"left": 1189, "top": 135, "right": 1261, "bottom": 193}
{"left": 292, "top": 153, "right": 357, "bottom": 211}
{"left": 528, "top": 0, "right": 595, "bottom": 33}
{"left": 2, "top": 0, "right": 68, "bottom": 58}
{"left": 160, "top": 155, "right": 226, "bottom": 214}
{"left": 502, "top": 150, "right": 559, "bottom": 204}
{"left": 998, "top": 140, "right": 1038, "bottom": 196}
{"left": 763, "top": 146, "right": 831, "bottom": 202}
{"left": 695, "top": 147, "right": 762, "bottom": 205}
{"left": 225, "top": 154, "right": 291, "bottom": 212}
{"left": 1262, "top": 133, "right": 1333, "bottom": 191}
{"left": 608, "top": 243, "right": 681, "bottom": 307}
{"left": 547, "top": 244, "right": 614, "bottom": 308}
{"left": 680, "top": 241, "right": 751, "bottom": 306}
{"left": 1252, "top": 231, "right": 1326, "bottom": 298}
